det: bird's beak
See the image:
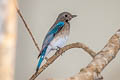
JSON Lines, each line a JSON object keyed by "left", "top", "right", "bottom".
{"left": 72, "top": 15, "right": 77, "bottom": 18}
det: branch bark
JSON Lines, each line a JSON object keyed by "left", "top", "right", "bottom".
{"left": 29, "top": 42, "right": 96, "bottom": 80}
{"left": 0, "top": 0, "right": 17, "bottom": 80}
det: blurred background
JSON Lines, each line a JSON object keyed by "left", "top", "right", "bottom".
{"left": 16, "top": 0, "right": 120, "bottom": 80}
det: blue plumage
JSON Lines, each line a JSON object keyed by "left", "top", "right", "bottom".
{"left": 36, "top": 12, "right": 77, "bottom": 72}
{"left": 48, "top": 22, "right": 64, "bottom": 34}
{"left": 41, "top": 21, "right": 64, "bottom": 51}
{"left": 36, "top": 47, "right": 47, "bottom": 72}
{"left": 56, "top": 21, "right": 64, "bottom": 26}
{"left": 45, "top": 21, "right": 64, "bottom": 40}
{"left": 42, "top": 21, "right": 64, "bottom": 49}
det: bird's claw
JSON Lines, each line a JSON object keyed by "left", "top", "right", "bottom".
{"left": 45, "top": 57, "right": 48, "bottom": 61}
{"left": 57, "top": 46, "right": 63, "bottom": 56}
{"left": 56, "top": 46, "right": 61, "bottom": 51}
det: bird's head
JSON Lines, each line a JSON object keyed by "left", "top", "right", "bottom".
{"left": 57, "top": 12, "right": 77, "bottom": 22}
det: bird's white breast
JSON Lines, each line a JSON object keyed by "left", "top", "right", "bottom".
{"left": 50, "top": 36, "right": 68, "bottom": 49}
{"left": 44, "top": 35, "right": 68, "bottom": 57}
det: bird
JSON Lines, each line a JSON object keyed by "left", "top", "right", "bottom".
{"left": 36, "top": 12, "right": 77, "bottom": 72}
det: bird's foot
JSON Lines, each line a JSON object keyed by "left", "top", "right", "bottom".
{"left": 56, "top": 46, "right": 63, "bottom": 56}
{"left": 56, "top": 46, "right": 61, "bottom": 51}
{"left": 45, "top": 57, "right": 48, "bottom": 61}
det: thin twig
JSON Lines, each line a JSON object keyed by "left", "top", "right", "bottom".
{"left": 16, "top": 8, "right": 40, "bottom": 52}
{"left": 29, "top": 42, "right": 96, "bottom": 80}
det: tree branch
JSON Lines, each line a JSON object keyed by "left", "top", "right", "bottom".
{"left": 29, "top": 42, "right": 96, "bottom": 80}
{"left": 47, "top": 29, "right": 120, "bottom": 80}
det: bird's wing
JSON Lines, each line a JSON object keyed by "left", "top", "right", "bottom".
{"left": 38, "top": 21, "right": 64, "bottom": 58}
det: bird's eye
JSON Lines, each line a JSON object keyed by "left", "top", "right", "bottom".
{"left": 65, "top": 15, "right": 67, "bottom": 17}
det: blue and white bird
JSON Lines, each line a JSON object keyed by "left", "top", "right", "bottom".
{"left": 36, "top": 12, "right": 77, "bottom": 72}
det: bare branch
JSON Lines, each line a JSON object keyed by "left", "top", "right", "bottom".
{"left": 16, "top": 7, "right": 40, "bottom": 52}
{"left": 29, "top": 42, "right": 96, "bottom": 80}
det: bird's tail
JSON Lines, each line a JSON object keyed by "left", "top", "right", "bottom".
{"left": 36, "top": 47, "right": 47, "bottom": 72}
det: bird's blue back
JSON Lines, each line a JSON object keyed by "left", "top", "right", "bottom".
{"left": 42, "top": 21, "right": 65, "bottom": 49}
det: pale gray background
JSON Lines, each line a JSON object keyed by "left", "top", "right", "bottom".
{"left": 15, "top": 0, "right": 120, "bottom": 80}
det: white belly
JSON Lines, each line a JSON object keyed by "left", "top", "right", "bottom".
{"left": 50, "top": 36, "right": 68, "bottom": 50}
{"left": 44, "top": 36, "right": 68, "bottom": 57}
